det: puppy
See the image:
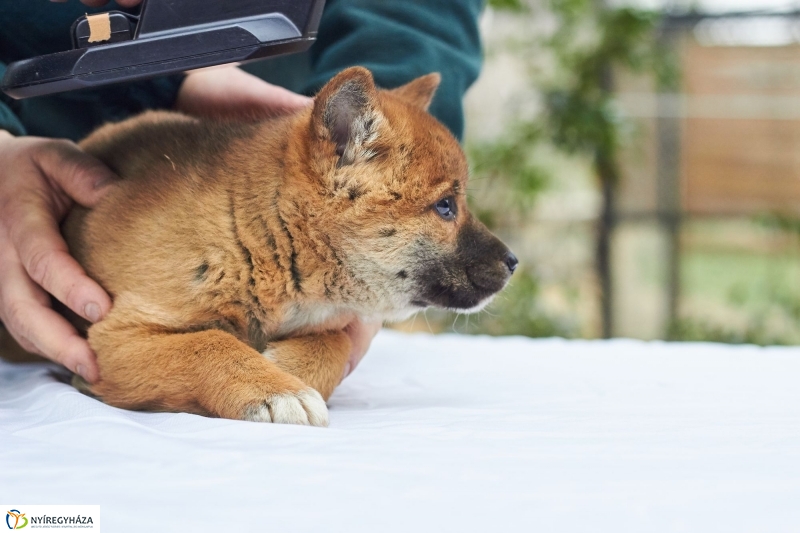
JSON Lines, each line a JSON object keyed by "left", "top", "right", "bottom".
{"left": 63, "top": 67, "right": 517, "bottom": 426}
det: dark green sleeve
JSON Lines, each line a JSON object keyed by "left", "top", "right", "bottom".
{"left": 0, "top": 63, "right": 26, "bottom": 136}
{"left": 305, "top": 0, "right": 484, "bottom": 140}
{"left": 13, "top": 75, "right": 186, "bottom": 142}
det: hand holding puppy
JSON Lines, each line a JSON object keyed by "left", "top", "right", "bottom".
{"left": 0, "top": 67, "right": 380, "bottom": 384}
{"left": 0, "top": 131, "right": 115, "bottom": 382}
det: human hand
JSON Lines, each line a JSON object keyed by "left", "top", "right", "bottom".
{"left": 0, "top": 131, "right": 116, "bottom": 382}
{"left": 341, "top": 319, "right": 382, "bottom": 382}
{"left": 176, "top": 66, "right": 312, "bottom": 120}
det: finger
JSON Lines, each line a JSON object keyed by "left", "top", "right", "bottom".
{"left": 6, "top": 205, "right": 111, "bottom": 324}
{"left": 178, "top": 67, "right": 313, "bottom": 119}
{"left": 347, "top": 319, "right": 382, "bottom": 359}
{"left": 115, "top": 0, "right": 142, "bottom": 6}
{"left": 80, "top": 0, "right": 111, "bottom": 6}
{"left": 254, "top": 81, "right": 313, "bottom": 111}
{"left": 216, "top": 67, "right": 313, "bottom": 110}
{"left": 0, "top": 250, "right": 99, "bottom": 382}
{"left": 7, "top": 303, "right": 99, "bottom": 383}
{"left": 342, "top": 318, "right": 382, "bottom": 380}
{"left": 32, "top": 140, "right": 118, "bottom": 208}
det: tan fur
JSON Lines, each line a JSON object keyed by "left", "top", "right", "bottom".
{"left": 36, "top": 67, "right": 513, "bottom": 426}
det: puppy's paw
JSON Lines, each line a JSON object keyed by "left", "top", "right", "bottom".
{"left": 243, "top": 388, "right": 329, "bottom": 427}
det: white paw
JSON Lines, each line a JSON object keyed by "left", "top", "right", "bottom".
{"left": 244, "top": 388, "right": 329, "bottom": 427}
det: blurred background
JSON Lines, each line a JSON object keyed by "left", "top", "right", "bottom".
{"left": 393, "top": 0, "right": 800, "bottom": 344}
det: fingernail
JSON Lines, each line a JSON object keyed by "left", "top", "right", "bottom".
{"left": 84, "top": 302, "right": 102, "bottom": 323}
{"left": 94, "top": 177, "right": 112, "bottom": 189}
{"left": 341, "top": 362, "right": 352, "bottom": 381}
{"left": 76, "top": 364, "right": 88, "bottom": 380}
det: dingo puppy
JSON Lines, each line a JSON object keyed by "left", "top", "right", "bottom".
{"left": 64, "top": 67, "right": 517, "bottom": 426}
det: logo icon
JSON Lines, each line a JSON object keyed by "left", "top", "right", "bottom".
{"left": 5, "top": 510, "right": 27, "bottom": 530}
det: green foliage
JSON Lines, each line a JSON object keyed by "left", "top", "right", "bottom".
{"left": 755, "top": 212, "right": 800, "bottom": 236}
{"left": 415, "top": 268, "right": 577, "bottom": 338}
{"left": 669, "top": 302, "right": 800, "bottom": 346}
{"left": 474, "top": 0, "right": 672, "bottom": 197}
{"left": 469, "top": 268, "right": 576, "bottom": 337}
{"left": 467, "top": 123, "right": 549, "bottom": 210}
{"left": 412, "top": 0, "right": 671, "bottom": 339}
{"left": 486, "top": 0, "right": 528, "bottom": 12}
{"left": 667, "top": 318, "right": 781, "bottom": 346}
{"left": 543, "top": 2, "right": 674, "bottom": 182}
{"left": 670, "top": 218, "right": 800, "bottom": 345}
{"left": 473, "top": 0, "right": 672, "bottom": 198}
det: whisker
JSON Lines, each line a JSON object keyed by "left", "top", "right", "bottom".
{"left": 481, "top": 307, "right": 500, "bottom": 318}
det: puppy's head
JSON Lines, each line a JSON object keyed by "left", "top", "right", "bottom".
{"left": 298, "top": 67, "right": 517, "bottom": 317}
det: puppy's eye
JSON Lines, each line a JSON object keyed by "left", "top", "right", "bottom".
{"left": 434, "top": 197, "right": 456, "bottom": 221}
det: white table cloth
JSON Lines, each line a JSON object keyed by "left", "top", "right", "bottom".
{"left": 2, "top": 331, "right": 799, "bottom": 532}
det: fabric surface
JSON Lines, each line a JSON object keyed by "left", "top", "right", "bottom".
{"left": 1, "top": 330, "right": 799, "bottom": 532}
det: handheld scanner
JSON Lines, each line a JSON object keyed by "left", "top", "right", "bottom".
{"left": 1, "top": 0, "right": 325, "bottom": 99}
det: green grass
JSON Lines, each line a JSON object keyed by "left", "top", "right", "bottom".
{"left": 674, "top": 220, "right": 800, "bottom": 345}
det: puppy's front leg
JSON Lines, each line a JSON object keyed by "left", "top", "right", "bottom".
{"left": 83, "top": 322, "right": 329, "bottom": 426}
{"left": 263, "top": 332, "right": 351, "bottom": 401}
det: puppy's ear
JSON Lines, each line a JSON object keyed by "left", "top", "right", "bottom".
{"left": 388, "top": 73, "right": 441, "bottom": 111}
{"left": 312, "top": 67, "right": 382, "bottom": 166}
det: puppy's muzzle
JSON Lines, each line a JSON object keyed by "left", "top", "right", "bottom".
{"left": 413, "top": 217, "right": 516, "bottom": 311}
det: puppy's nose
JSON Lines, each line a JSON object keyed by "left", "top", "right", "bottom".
{"left": 503, "top": 251, "right": 518, "bottom": 274}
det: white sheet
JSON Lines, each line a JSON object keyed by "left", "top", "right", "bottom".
{"left": 2, "top": 331, "right": 799, "bottom": 532}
